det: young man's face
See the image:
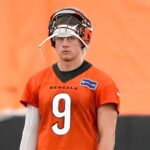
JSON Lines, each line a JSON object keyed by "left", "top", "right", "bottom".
{"left": 54, "top": 36, "right": 84, "bottom": 62}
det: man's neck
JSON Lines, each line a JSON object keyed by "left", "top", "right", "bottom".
{"left": 57, "top": 59, "right": 84, "bottom": 72}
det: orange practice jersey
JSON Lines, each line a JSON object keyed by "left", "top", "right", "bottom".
{"left": 21, "top": 60, "right": 120, "bottom": 150}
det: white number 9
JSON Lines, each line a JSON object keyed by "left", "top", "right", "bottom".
{"left": 52, "top": 93, "right": 71, "bottom": 135}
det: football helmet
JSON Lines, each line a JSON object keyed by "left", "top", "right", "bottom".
{"left": 38, "top": 7, "right": 93, "bottom": 49}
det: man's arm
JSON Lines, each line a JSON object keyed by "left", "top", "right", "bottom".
{"left": 20, "top": 104, "right": 40, "bottom": 150}
{"left": 97, "top": 103, "right": 118, "bottom": 150}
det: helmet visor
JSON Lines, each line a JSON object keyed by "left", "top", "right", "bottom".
{"left": 52, "top": 25, "right": 87, "bottom": 47}
{"left": 38, "top": 25, "right": 88, "bottom": 49}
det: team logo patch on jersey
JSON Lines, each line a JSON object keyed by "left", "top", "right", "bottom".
{"left": 80, "top": 79, "right": 98, "bottom": 90}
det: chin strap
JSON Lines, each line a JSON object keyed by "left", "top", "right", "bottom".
{"left": 38, "top": 34, "right": 56, "bottom": 63}
{"left": 38, "top": 34, "right": 54, "bottom": 48}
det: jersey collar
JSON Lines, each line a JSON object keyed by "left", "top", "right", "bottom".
{"left": 52, "top": 60, "right": 92, "bottom": 82}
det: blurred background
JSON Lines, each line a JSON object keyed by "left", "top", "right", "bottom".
{"left": 0, "top": 0, "right": 150, "bottom": 149}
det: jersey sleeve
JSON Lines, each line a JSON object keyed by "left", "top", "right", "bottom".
{"left": 95, "top": 75, "right": 120, "bottom": 112}
{"left": 20, "top": 76, "right": 39, "bottom": 108}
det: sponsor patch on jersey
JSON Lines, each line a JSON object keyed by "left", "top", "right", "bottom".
{"left": 80, "top": 78, "right": 98, "bottom": 90}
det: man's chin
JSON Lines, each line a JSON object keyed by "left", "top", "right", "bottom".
{"left": 62, "top": 58, "right": 72, "bottom": 62}
{"left": 61, "top": 56, "right": 73, "bottom": 62}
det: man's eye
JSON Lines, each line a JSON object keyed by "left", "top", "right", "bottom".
{"left": 55, "top": 37, "right": 64, "bottom": 41}
{"left": 68, "top": 36, "right": 76, "bottom": 40}
{"left": 59, "top": 38, "right": 64, "bottom": 41}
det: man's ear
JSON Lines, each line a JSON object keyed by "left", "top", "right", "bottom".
{"left": 51, "top": 38, "right": 55, "bottom": 48}
{"left": 79, "top": 40, "right": 85, "bottom": 49}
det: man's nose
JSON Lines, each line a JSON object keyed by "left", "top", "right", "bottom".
{"left": 61, "top": 38, "right": 69, "bottom": 45}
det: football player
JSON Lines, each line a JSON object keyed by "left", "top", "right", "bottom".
{"left": 20, "top": 7, "right": 120, "bottom": 150}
